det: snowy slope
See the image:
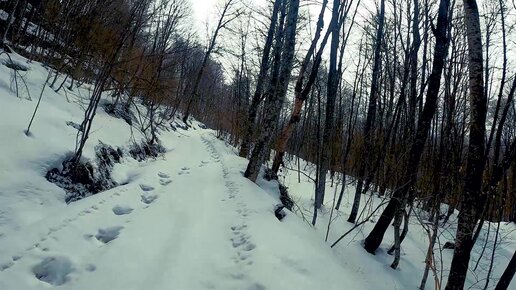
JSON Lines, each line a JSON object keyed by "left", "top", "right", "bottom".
{"left": 0, "top": 52, "right": 514, "bottom": 290}
{"left": 280, "top": 159, "right": 516, "bottom": 290}
{"left": 0, "top": 53, "right": 366, "bottom": 290}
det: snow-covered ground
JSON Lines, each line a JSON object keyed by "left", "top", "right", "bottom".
{"left": 0, "top": 52, "right": 514, "bottom": 290}
{"left": 281, "top": 160, "right": 516, "bottom": 290}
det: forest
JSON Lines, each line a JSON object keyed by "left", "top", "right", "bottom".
{"left": 0, "top": 0, "right": 515, "bottom": 289}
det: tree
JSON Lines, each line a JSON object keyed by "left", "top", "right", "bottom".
{"left": 313, "top": 0, "right": 342, "bottom": 224}
{"left": 1, "top": 0, "right": 20, "bottom": 49}
{"left": 270, "top": 0, "right": 330, "bottom": 173}
{"left": 182, "top": 0, "right": 240, "bottom": 124}
{"left": 239, "top": 0, "right": 283, "bottom": 158}
{"left": 495, "top": 250, "right": 516, "bottom": 290}
{"left": 348, "top": 0, "right": 385, "bottom": 224}
{"left": 244, "top": 0, "right": 300, "bottom": 182}
{"left": 445, "top": 0, "right": 487, "bottom": 288}
{"left": 364, "top": 0, "right": 452, "bottom": 254}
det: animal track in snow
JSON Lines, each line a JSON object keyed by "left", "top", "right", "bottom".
{"left": 95, "top": 226, "right": 123, "bottom": 244}
{"left": 231, "top": 225, "right": 247, "bottom": 231}
{"left": 199, "top": 160, "right": 211, "bottom": 167}
{"left": 32, "top": 256, "right": 75, "bottom": 286}
{"left": 157, "top": 172, "right": 170, "bottom": 178}
{"left": 141, "top": 194, "right": 158, "bottom": 204}
{"left": 139, "top": 184, "right": 155, "bottom": 192}
{"left": 242, "top": 243, "right": 256, "bottom": 251}
{"left": 159, "top": 179, "right": 172, "bottom": 185}
{"left": 157, "top": 171, "right": 172, "bottom": 185}
{"left": 178, "top": 167, "right": 191, "bottom": 175}
{"left": 247, "top": 283, "right": 267, "bottom": 290}
{"left": 0, "top": 261, "right": 14, "bottom": 271}
{"left": 112, "top": 205, "right": 133, "bottom": 215}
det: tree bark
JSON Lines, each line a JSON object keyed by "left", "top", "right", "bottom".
{"left": 495, "top": 251, "right": 516, "bottom": 290}
{"left": 270, "top": 0, "right": 330, "bottom": 173}
{"left": 445, "top": 0, "right": 487, "bottom": 288}
{"left": 244, "top": 0, "right": 300, "bottom": 182}
{"left": 348, "top": 0, "right": 385, "bottom": 223}
{"left": 239, "top": 0, "right": 283, "bottom": 157}
{"left": 313, "top": 0, "right": 341, "bottom": 218}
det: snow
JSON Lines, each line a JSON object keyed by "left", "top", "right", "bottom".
{"left": 279, "top": 158, "right": 516, "bottom": 290}
{"left": 0, "top": 10, "right": 8, "bottom": 21}
{"left": 0, "top": 51, "right": 514, "bottom": 290}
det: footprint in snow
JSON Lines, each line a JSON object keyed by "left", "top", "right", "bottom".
{"left": 158, "top": 172, "right": 172, "bottom": 185}
{"left": 157, "top": 172, "right": 170, "bottom": 178}
{"left": 32, "top": 256, "right": 75, "bottom": 286}
{"left": 247, "top": 283, "right": 267, "bottom": 290}
{"left": 141, "top": 194, "right": 158, "bottom": 204}
{"left": 178, "top": 167, "right": 191, "bottom": 175}
{"left": 95, "top": 226, "right": 124, "bottom": 244}
{"left": 199, "top": 160, "right": 210, "bottom": 167}
{"left": 0, "top": 261, "right": 14, "bottom": 271}
{"left": 231, "top": 225, "right": 247, "bottom": 231}
{"left": 160, "top": 179, "right": 172, "bottom": 186}
{"left": 139, "top": 184, "right": 155, "bottom": 192}
{"left": 242, "top": 243, "right": 256, "bottom": 251}
{"left": 230, "top": 233, "right": 255, "bottom": 252}
{"left": 112, "top": 205, "right": 133, "bottom": 215}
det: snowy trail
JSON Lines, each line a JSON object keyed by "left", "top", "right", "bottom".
{"left": 0, "top": 132, "right": 239, "bottom": 289}
{"left": 0, "top": 128, "right": 368, "bottom": 290}
{"left": 1, "top": 53, "right": 514, "bottom": 290}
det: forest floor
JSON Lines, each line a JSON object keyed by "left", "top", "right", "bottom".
{"left": 0, "top": 51, "right": 514, "bottom": 290}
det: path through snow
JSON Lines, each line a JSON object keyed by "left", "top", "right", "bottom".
{"left": 0, "top": 130, "right": 363, "bottom": 290}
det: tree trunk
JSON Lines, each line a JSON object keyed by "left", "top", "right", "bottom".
{"left": 270, "top": 0, "right": 330, "bottom": 173}
{"left": 239, "top": 0, "right": 282, "bottom": 157}
{"left": 348, "top": 0, "right": 385, "bottom": 224}
{"left": 313, "top": 0, "right": 341, "bottom": 218}
{"left": 494, "top": 251, "right": 516, "bottom": 290}
{"left": 2, "top": 0, "right": 20, "bottom": 48}
{"left": 364, "top": 0, "right": 451, "bottom": 254}
{"left": 244, "top": 0, "right": 300, "bottom": 182}
{"left": 445, "top": 0, "right": 487, "bottom": 288}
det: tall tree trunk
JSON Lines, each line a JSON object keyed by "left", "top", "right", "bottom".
{"left": 444, "top": 0, "right": 487, "bottom": 288}
{"left": 239, "top": 0, "right": 282, "bottom": 157}
{"left": 244, "top": 0, "right": 300, "bottom": 182}
{"left": 2, "top": 0, "right": 20, "bottom": 48}
{"left": 270, "top": 0, "right": 330, "bottom": 173}
{"left": 494, "top": 251, "right": 516, "bottom": 290}
{"left": 313, "top": 0, "right": 341, "bottom": 221}
{"left": 363, "top": 0, "right": 451, "bottom": 254}
{"left": 348, "top": 0, "right": 385, "bottom": 223}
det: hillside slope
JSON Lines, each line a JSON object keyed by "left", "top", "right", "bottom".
{"left": 0, "top": 52, "right": 514, "bottom": 290}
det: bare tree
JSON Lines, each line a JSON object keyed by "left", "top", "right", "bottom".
{"left": 364, "top": 0, "right": 452, "bottom": 255}
{"left": 244, "top": 0, "right": 300, "bottom": 182}
{"left": 239, "top": 0, "right": 283, "bottom": 158}
{"left": 445, "top": 0, "right": 487, "bottom": 288}
{"left": 182, "top": 0, "right": 240, "bottom": 124}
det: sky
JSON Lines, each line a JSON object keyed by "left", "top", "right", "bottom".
{"left": 191, "top": 0, "right": 218, "bottom": 28}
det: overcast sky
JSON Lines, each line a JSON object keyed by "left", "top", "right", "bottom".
{"left": 191, "top": 0, "right": 218, "bottom": 26}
